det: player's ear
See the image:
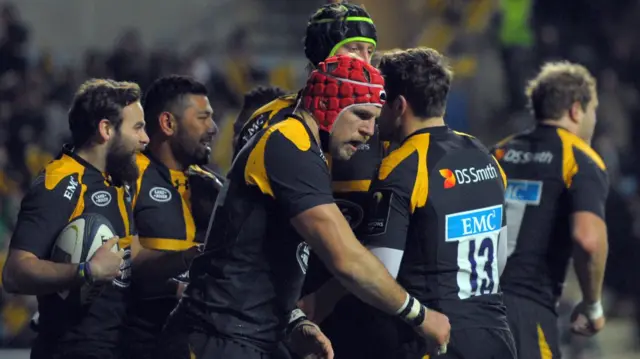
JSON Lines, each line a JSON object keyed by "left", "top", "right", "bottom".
{"left": 158, "top": 111, "right": 176, "bottom": 136}
{"left": 568, "top": 101, "right": 583, "bottom": 124}
{"left": 395, "top": 95, "right": 408, "bottom": 117}
{"left": 97, "top": 119, "right": 112, "bottom": 143}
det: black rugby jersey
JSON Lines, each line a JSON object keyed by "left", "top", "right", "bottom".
{"left": 127, "top": 152, "right": 223, "bottom": 338}
{"left": 9, "top": 145, "right": 134, "bottom": 352}
{"left": 361, "top": 126, "right": 510, "bottom": 330}
{"left": 235, "top": 94, "right": 389, "bottom": 296}
{"left": 180, "top": 117, "right": 334, "bottom": 351}
{"left": 492, "top": 124, "right": 609, "bottom": 311}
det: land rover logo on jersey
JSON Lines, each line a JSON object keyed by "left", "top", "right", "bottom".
{"left": 91, "top": 191, "right": 112, "bottom": 207}
{"left": 149, "top": 187, "right": 172, "bottom": 203}
{"left": 335, "top": 199, "right": 364, "bottom": 229}
{"left": 296, "top": 242, "right": 310, "bottom": 274}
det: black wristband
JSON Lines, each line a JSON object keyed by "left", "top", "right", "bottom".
{"left": 397, "top": 295, "right": 426, "bottom": 327}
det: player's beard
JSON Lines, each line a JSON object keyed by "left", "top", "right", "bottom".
{"left": 106, "top": 133, "right": 139, "bottom": 186}
{"left": 170, "top": 128, "right": 211, "bottom": 167}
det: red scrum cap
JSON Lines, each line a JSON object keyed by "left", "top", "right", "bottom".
{"left": 301, "top": 55, "right": 386, "bottom": 133}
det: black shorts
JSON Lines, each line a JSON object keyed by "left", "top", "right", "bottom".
{"left": 504, "top": 292, "right": 561, "bottom": 359}
{"left": 31, "top": 336, "right": 118, "bottom": 359}
{"left": 122, "top": 324, "right": 190, "bottom": 359}
{"left": 188, "top": 332, "right": 294, "bottom": 359}
{"left": 394, "top": 327, "right": 516, "bottom": 359}
{"left": 162, "top": 318, "right": 293, "bottom": 359}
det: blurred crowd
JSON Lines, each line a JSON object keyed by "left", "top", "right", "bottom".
{"left": 1, "top": 0, "right": 640, "bottom": 357}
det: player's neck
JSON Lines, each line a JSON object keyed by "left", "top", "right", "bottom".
{"left": 148, "top": 141, "right": 185, "bottom": 172}
{"left": 298, "top": 110, "right": 321, "bottom": 146}
{"left": 75, "top": 146, "right": 107, "bottom": 173}
{"left": 402, "top": 116, "right": 445, "bottom": 140}
{"left": 540, "top": 118, "right": 578, "bottom": 135}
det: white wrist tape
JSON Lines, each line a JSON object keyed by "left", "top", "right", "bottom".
{"left": 585, "top": 301, "right": 604, "bottom": 320}
{"left": 395, "top": 293, "right": 411, "bottom": 315}
{"left": 288, "top": 308, "right": 307, "bottom": 324}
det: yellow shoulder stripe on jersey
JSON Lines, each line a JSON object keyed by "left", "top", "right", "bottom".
{"left": 245, "top": 118, "right": 311, "bottom": 198}
{"left": 249, "top": 97, "right": 296, "bottom": 124}
{"left": 139, "top": 237, "right": 198, "bottom": 251}
{"left": 133, "top": 153, "right": 152, "bottom": 207}
{"left": 494, "top": 133, "right": 517, "bottom": 148}
{"left": 452, "top": 130, "right": 475, "bottom": 139}
{"left": 492, "top": 155, "right": 508, "bottom": 189}
{"left": 379, "top": 133, "right": 429, "bottom": 213}
{"left": 557, "top": 128, "right": 606, "bottom": 187}
{"left": 44, "top": 154, "right": 87, "bottom": 221}
{"left": 44, "top": 154, "right": 84, "bottom": 190}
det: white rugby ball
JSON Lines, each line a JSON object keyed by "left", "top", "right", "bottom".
{"left": 51, "top": 213, "right": 118, "bottom": 265}
{"left": 51, "top": 213, "right": 118, "bottom": 301}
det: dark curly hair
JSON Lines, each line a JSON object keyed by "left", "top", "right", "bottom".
{"left": 68, "top": 79, "right": 141, "bottom": 148}
{"left": 379, "top": 48, "right": 453, "bottom": 118}
{"left": 142, "top": 75, "right": 208, "bottom": 137}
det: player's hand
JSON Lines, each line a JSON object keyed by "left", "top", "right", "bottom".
{"left": 570, "top": 301, "right": 605, "bottom": 336}
{"left": 416, "top": 308, "right": 450, "bottom": 355}
{"left": 287, "top": 320, "right": 334, "bottom": 359}
{"left": 88, "top": 237, "right": 125, "bottom": 282}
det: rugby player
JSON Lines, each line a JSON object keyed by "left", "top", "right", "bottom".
{"left": 493, "top": 61, "right": 609, "bottom": 359}
{"left": 2, "top": 79, "right": 148, "bottom": 359}
{"left": 123, "top": 75, "right": 221, "bottom": 359}
{"left": 233, "top": 86, "right": 286, "bottom": 156}
{"left": 168, "top": 55, "right": 450, "bottom": 359}
{"left": 234, "top": 0, "right": 388, "bottom": 323}
{"left": 314, "top": 48, "right": 516, "bottom": 358}
{"left": 235, "top": 1, "right": 378, "bottom": 155}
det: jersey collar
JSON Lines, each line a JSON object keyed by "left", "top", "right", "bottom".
{"left": 404, "top": 125, "right": 450, "bottom": 143}
{"left": 61, "top": 144, "right": 107, "bottom": 178}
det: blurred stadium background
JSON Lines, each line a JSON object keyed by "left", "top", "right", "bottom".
{"left": 1, "top": 0, "right": 639, "bottom": 358}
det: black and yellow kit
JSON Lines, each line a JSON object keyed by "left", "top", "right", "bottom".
{"left": 492, "top": 124, "right": 609, "bottom": 359}
{"left": 350, "top": 126, "right": 516, "bottom": 359}
{"left": 172, "top": 116, "right": 334, "bottom": 358}
{"left": 9, "top": 145, "right": 134, "bottom": 359}
{"left": 236, "top": 94, "right": 389, "bottom": 356}
{"left": 236, "top": 94, "right": 387, "bottom": 287}
{"left": 124, "top": 152, "right": 223, "bottom": 359}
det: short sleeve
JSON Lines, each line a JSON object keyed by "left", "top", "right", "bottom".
{"left": 569, "top": 148, "right": 609, "bottom": 219}
{"left": 360, "top": 150, "right": 419, "bottom": 251}
{"left": 10, "top": 172, "right": 81, "bottom": 258}
{"left": 263, "top": 128, "right": 334, "bottom": 219}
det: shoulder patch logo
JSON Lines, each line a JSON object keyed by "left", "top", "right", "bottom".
{"left": 149, "top": 187, "right": 172, "bottom": 203}
{"left": 91, "top": 190, "right": 112, "bottom": 207}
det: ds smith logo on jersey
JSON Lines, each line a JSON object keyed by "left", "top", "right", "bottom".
{"left": 439, "top": 164, "right": 499, "bottom": 189}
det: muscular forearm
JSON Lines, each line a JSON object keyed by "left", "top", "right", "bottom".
{"left": 330, "top": 245, "right": 408, "bottom": 315}
{"left": 3, "top": 258, "right": 82, "bottom": 295}
{"left": 573, "top": 238, "right": 608, "bottom": 303}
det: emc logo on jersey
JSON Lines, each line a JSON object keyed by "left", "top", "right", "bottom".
{"left": 439, "top": 164, "right": 499, "bottom": 189}
{"left": 445, "top": 205, "right": 503, "bottom": 242}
